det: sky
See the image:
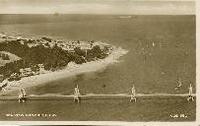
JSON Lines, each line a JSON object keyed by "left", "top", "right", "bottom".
{"left": 0, "top": 0, "right": 195, "bottom": 15}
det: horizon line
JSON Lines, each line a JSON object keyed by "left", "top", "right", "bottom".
{"left": 0, "top": 13, "right": 196, "bottom": 15}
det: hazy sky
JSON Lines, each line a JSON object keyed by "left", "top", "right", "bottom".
{"left": 0, "top": 0, "right": 195, "bottom": 14}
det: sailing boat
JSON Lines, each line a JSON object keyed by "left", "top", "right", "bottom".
{"left": 130, "top": 84, "right": 137, "bottom": 103}
{"left": 18, "top": 88, "right": 27, "bottom": 103}
{"left": 175, "top": 78, "right": 182, "bottom": 91}
{"left": 187, "top": 83, "right": 194, "bottom": 102}
{"left": 74, "top": 85, "right": 80, "bottom": 103}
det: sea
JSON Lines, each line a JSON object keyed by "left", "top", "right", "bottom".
{"left": 0, "top": 14, "right": 196, "bottom": 121}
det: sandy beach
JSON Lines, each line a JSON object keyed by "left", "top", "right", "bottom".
{"left": 0, "top": 46, "right": 128, "bottom": 96}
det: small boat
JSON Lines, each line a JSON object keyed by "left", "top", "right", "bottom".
{"left": 130, "top": 84, "right": 136, "bottom": 103}
{"left": 119, "top": 16, "right": 132, "bottom": 19}
{"left": 175, "top": 79, "right": 182, "bottom": 91}
{"left": 187, "top": 84, "right": 194, "bottom": 102}
{"left": 18, "top": 88, "right": 27, "bottom": 103}
{"left": 74, "top": 85, "right": 81, "bottom": 103}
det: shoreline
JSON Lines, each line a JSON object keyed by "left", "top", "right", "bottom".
{"left": 0, "top": 46, "right": 128, "bottom": 96}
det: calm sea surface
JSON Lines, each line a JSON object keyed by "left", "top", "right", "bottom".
{"left": 0, "top": 15, "right": 196, "bottom": 121}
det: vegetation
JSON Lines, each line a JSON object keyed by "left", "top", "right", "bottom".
{"left": 0, "top": 39, "right": 110, "bottom": 81}
{"left": 0, "top": 53, "right": 10, "bottom": 60}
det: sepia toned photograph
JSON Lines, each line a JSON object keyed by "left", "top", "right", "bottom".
{"left": 0, "top": 0, "right": 197, "bottom": 125}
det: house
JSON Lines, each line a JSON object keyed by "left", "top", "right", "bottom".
{"left": 9, "top": 73, "right": 21, "bottom": 81}
{"left": 20, "top": 68, "right": 34, "bottom": 77}
{"left": 38, "top": 64, "right": 45, "bottom": 74}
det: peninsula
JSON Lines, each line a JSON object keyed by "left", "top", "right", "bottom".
{"left": 0, "top": 33, "right": 128, "bottom": 95}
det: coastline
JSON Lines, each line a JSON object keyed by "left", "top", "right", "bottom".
{"left": 0, "top": 46, "right": 128, "bottom": 96}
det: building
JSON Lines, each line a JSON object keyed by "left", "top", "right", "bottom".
{"left": 38, "top": 64, "right": 46, "bottom": 74}
{"left": 19, "top": 68, "right": 34, "bottom": 77}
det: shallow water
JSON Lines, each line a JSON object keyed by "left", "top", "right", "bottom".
{"left": 0, "top": 96, "right": 196, "bottom": 121}
{"left": 0, "top": 15, "right": 196, "bottom": 121}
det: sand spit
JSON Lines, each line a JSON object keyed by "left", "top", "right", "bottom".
{"left": 0, "top": 46, "right": 128, "bottom": 96}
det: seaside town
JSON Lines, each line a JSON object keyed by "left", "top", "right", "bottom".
{"left": 0, "top": 33, "right": 113, "bottom": 98}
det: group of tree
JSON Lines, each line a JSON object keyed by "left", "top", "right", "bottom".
{"left": 0, "top": 39, "right": 109, "bottom": 81}
{"left": 0, "top": 53, "right": 10, "bottom": 60}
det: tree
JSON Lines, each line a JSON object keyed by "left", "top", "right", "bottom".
{"left": 1, "top": 53, "right": 10, "bottom": 60}
{"left": 74, "top": 47, "right": 86, "bottom": 57}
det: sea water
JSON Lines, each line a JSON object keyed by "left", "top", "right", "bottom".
{"left": 0, "top": 15, "right": 196, "bottom": 121}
